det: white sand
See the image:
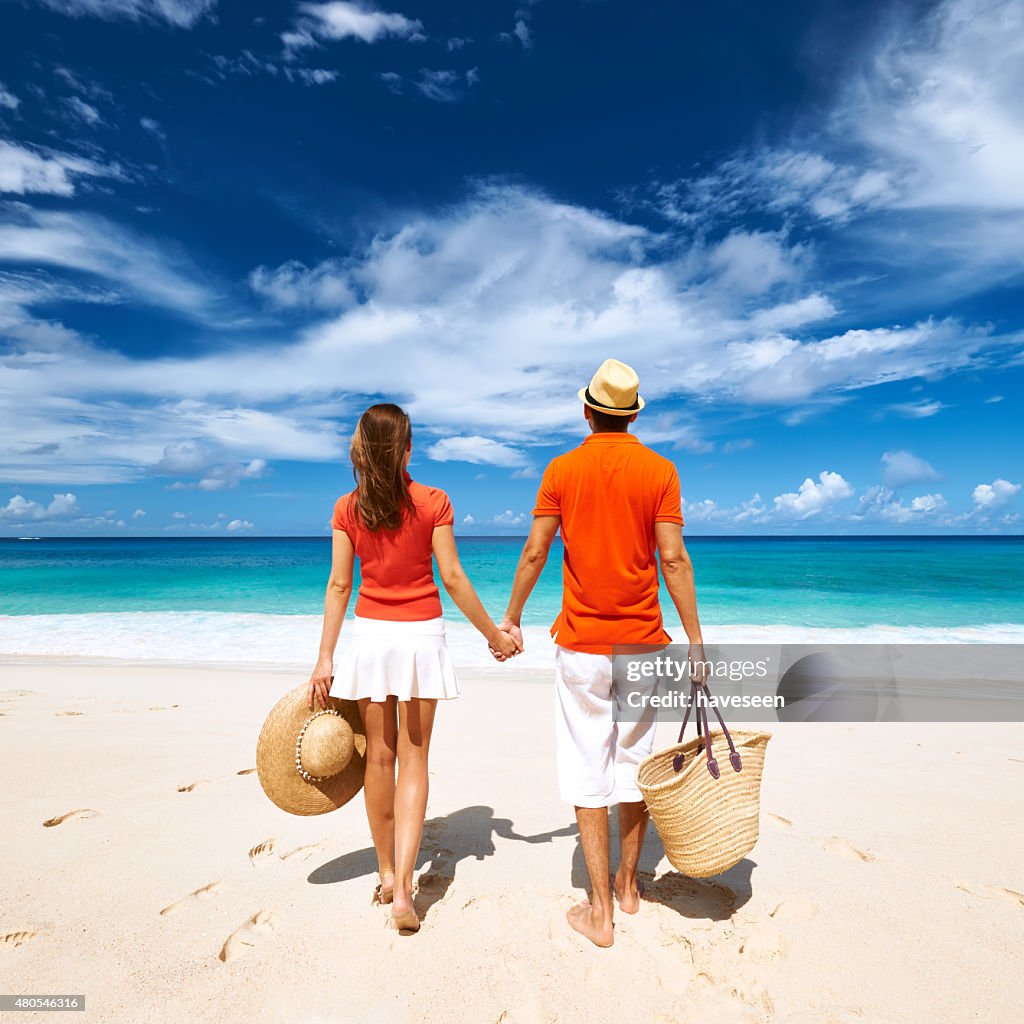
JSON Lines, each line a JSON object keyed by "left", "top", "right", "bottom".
{"left": 1, "top": 658, "right": 1022, "bottom": 1024}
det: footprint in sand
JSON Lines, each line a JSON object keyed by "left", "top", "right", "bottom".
{"left": 176, "top": 780, "right": 212, "bottom": 793}
{"left": 218, "top": 909, "right": 276, "bottom": 962}
{"left": 769, "top": 896, "right": 818, "bottom": 923}
{"left": 1009, "top": 757, "right": 1024, "bottom": 765}
{"left": 248, "top": 838, "right": 275, "bottom": 864}
{"left": 1, "top": 930, "right": 39, "bottom": 950}
{"left": 956, "top": 882, "right": 1024, "bottom": 908}
{"left": 768, "top": 813, "right": 792, "bottom": 827}
{"left": 160, "top": 881, "right": 224, "bottom": 916}
{"left": 147, "top": 705, "right": 180, "bottom": 711}
{"left": 43, "top": 809, "right": 99, "bottom": 828}
{"left": 236, "top": 768, "right": 257, "bottom": 776}
{"left": 55, "top": 711, "right": 84, "bottom": 717}
{"left": 737, "top": 919, "right": 786, "bottom": 964}
{"left": 819, "top": 837, "right": 878, "bottom": 863}
{"left": 279, "top": 840, "right": 327, "bottom": 862}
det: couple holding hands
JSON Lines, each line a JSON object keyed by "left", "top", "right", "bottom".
{"left": 306, "top": 359, "right": 704, "bottom": 945}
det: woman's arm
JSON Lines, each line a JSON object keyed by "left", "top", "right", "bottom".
{"left": 308, "top": 529, "right": 356, "bottom": 710}
{"left": 431, "top": 525, "right": 520, "bottom": 658}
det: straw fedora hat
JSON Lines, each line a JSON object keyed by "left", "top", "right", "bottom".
{"left": 578, "top": 358, "right": 645, "bottom": 416}
{"left": 256, "top": 685, "right": 366, "bottom": 816}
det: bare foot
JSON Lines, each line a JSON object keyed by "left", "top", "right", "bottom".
{"left": 566, "top": 900, "right": 613, "bottom": 947}
{"left": 613, "top": 875, "right": 644, "bottom": 914}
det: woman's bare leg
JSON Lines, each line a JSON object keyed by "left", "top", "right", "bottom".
{"left": 392, "top": 697, "right": 438, "bottom": 918}
{"left": 358, "top": 697, "right": 399, "bottom": 889}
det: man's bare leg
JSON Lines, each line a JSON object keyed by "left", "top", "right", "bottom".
{"left": 567, "top": 805, "right": 614, "bottom": 947}
{"left": 613, "top": 800, "right": 648, "bottom": 914}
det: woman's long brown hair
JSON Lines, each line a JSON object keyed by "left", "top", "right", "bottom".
{"left": 350, "top": 403, "right": 416, "bottom": 531}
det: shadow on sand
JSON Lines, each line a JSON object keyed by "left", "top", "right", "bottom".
{"left": 308, "top": 803, "right": 753, "bottom": 923}
{"left": 307, "top": 804, "right": 577, "bottom": 922}
{"left": 567, "top": 812, "right": 755, "bottom": 920}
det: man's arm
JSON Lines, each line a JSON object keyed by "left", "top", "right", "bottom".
{"left": 501, "top": 515, "right": 561, "bottom": 638}
{"left": 655, "top": 521, "right": 704, "bottom": 655}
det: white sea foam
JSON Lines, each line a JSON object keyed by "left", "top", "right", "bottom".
{"left": 2, "top": 612, "right": 1024, "bottom": 670}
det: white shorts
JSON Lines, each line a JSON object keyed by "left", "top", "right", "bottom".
{"left": 554, "top": 645, "right": 659, "bottom": 808}
{"left": 331, "top": 615, "right": 461, "bottom": 702}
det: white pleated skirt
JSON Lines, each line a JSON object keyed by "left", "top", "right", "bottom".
{"left": 332, "top": 615, "right": 461, "bottom": 702}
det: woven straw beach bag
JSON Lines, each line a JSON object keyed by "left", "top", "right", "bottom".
{"left": 637, "top": 682, "right": 771, "bottom": 878}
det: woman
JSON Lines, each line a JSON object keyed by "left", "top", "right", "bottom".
{"left": 308, "top": 402, "right": 520, "bottom": 933}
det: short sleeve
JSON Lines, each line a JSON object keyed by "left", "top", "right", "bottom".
{"left": 655, "top": 465, "right": 684, "bottom": 526}
{"left": 532, "top": 459, "right": 561, "bottom": 516}
{"left": 331, "top": 494, "right": 352, "bottom": 534}
{"left": 432, "top": 489, "right": 454, "bottom": 528}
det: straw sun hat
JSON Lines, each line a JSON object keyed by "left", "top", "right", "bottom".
{"left": 256, "top": 685, "right": 366, "bottom": 816}
{"left": 579, "top": 358, "right": 646, "bottom": 416}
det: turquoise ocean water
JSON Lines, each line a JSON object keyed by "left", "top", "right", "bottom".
{"left": 2, "top": 537, "right": 1023, "bottom": 667}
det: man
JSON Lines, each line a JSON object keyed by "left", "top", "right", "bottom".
{"left": 496, "top": 358, "right": 705, "bottom": 948}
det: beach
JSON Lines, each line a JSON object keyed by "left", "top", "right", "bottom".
{"left": 2, "top": 658, "right": 1021, "bottom": 1024}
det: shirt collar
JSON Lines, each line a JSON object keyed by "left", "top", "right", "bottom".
{"left": 582, "top": 432, "right": 640, "bottom": 445}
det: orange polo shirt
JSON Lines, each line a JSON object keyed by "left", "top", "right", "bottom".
{"left": 532, "top": 433, "right": 684, "bottom": 653}
{"left": 331, "top": 475, "right": 454, "bottom": 621}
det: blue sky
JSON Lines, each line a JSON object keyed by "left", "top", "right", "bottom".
{"left": 0, "top": 0, "right": 1021, "bottom": 536}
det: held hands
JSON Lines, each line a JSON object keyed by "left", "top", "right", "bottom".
{"left": 307, "top": 654, "right": 334, "bottom": 710}
{"left": 488, "top": 618, "right": 524, "bottom": 663}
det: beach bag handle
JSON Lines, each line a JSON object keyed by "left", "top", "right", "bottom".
{"left": 672, "top": 681, "right": 743, "bottom": 779}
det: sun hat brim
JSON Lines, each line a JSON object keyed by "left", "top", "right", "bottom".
{"left": 578, "top": 386, "right": 646, "bottom": 415}
{"left": 256, "top": 685, "right": 366, "bottom": 816}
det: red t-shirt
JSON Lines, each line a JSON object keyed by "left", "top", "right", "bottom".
{"left": 331, "top": 475, "right": 454, "bottom": 621}
{"left": 532, "top": 433, "right": 684, "bottom": 653}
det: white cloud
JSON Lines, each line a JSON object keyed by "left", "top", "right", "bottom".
{"left": 226, "top": 518, "right": 254, "bottom": 532}
{"left": 0, "top": 83, "right": 20, "bottom": 110}
{"left": 881, "top": 450, "right": 942, "bottom": 488}
{"left": 0, "top": 492, "right": 78, "bottom": 520}
{"left": 492, "top": 509, "right": 526, "bottom": 527}
{"left": 249, "top": 259, "right": 354, "bottom": 309}
{"left": 853, "top": 485, "right": 947, "bottom": 523}
{"left": 723, "top": 439, "right": 754, "bottom": 454}
{"left": 499, "top": 18, "right": 532, "bottom": 48}
{"left": 887, "top": 399, "right": 948, "bottom": 419}
{"left": 196, "top": 459, "right": 266, "bottom": 491}
{"left": 152, "top": 441, "right": 213, "bottom": 475}
{"left": 31, "top": 0, "right": 217, "bottom": 29}
{"left": 772, "top": 471, "right": 853, "bottom": 519}
{"left": 0, "top": 141, "right": 119, "bottom": 196}
{"left": 707, "top": 230, "right": 805, "bottom": 296}
{"left": 132, "top": 507, "right": 146, "bottom": 517}
{"left": 414, "top": 68, "right": 474, "bottom": 103}
{"left": 426, "top": 436, "right": 527, "bottom": 467}
{"left": 63, "top": 96, "right": 103, "bottom": 126}
{"left": 140, "top": 116, "right": 166, "bottom": 140}
{"left": 650, "top": 0, "right": 1024, "bottom": 305}
{"left": 288, "top": 68, "right": 338, "bottom": 85}
{"left": 283, "top": 2, "right": 424, "bottom": 52}
{"left": 0, "top": 183, "right": 1016, "bottom": 486}
{"left": 461, "top": 513, "right": 475, "bottom": 525}
{"left": 0, "top": 206, "right": 217, "bottom": 315}
{"left": 985, "top": 395, "right": 1004, "bottom": 403}
{"left": 973, "top": 478, "right": 1021, "bottom": 509}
